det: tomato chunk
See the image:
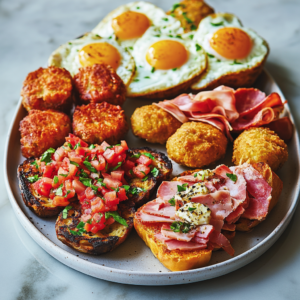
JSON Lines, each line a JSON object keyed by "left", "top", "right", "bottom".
{"left": 121, "top": 140, "right": 129, "bottom": 150}
{"left": 136, "top": 155, "right": 152, "bottom": 166}
{"left": 117, "top": 187, "right": 128, "bottom": 201}
{"left": 103, "top": 148, "right": 116, "bottom": 163}
{"left": 133, "top": 164, "right": 150, "bottom": 179}
{"left": 103, "top": 177, "right": 122, "bottom": 189}
{"left": 72, "top": 179, "right": 86, "bottom": 194}
{"left": 111, "top": 170, "right": 124, "bottom": 181}
{"left": 53, "top": 196, "right": 69, "bottom": 206}
{"left": 66, "top": 134, "right": 88, "bottom": 148}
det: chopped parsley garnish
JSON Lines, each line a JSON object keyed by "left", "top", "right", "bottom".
{"left": 131, "top": 153, "right": 141, "bottom": 159}
{"left": 151, "top": 167, "right": 159, "bottom": 177}
{"left": 207, "top": 53, "right": 215, "bottom": 58}
{"left": 188, "top": 207, "right": 196, "bottom": 211}
{"left": 70, "top": 161, "right": 79, "bottom": 167}
{"left": 105, "top": 211, "right": 128, "bottom": 227}
{"left": 182, "top": 12, "right": 194, "bottom": 25}
{"left": 67, "top": 143, "right": 73, "bottom": 149}
{"left": 143, "top": 152, "right": 155, "bottom": 160}
{"left": 162, "top": 17, "right": 169, "bottom": 21}
{"left": 231, "top": 60, "right": 242, "bottom": 65}
{"left": 128, "top": 46, "right": 133, "bottom": 50}
{"left": 110, "top": 161, "right": 122, "bottom": 171}
{"left": 142, "top": 176, "right": 148, "bottom": 182}
{"left": 70, "top": 221, "right": 86, "bottom": 236}
{"left": 64, "top": 191, "right": 71, "bottom": 198}
{"left": 210, "top": 21, "right": 224, "bottom": 26}
{"left": 168, "top": 197, "right": 175, "bottom": 206}
{"left": 30, "top": 160, "right": 39, "bottom": 170}
{"left": 97, "top": 178, "right": 107, "bottom": 188}
{"left": 171, "top": 3, "right": 185, "bottom": 12}
{"left": 56, "top": 184, "right": 63, "bottom": 196}
{"left": 176, "top": 35, "right": 182, "bottom": 39}
{"left": 27, "top": 175, "right": 39, "bottom": 183}
{"left": 105, "top": 145, "right": 114, "bottom": 150}
{"left": 177, "top": 183, "right": 188, "bottom": 192}
{"left": 129, "top": 169, "right": 134, "bottom": 176}
{"left": 136, "top": 6, "right": 140, "bottom": 9}
{"left": 195, "top": 44, "right": 202, "bottom": 51}
{"left": 154, "top": 34, "right": 161, "bottom": 37}
{"left": 202, "top": 173, "right": 205, "bottom": 181}
{"left": 73, "top": 142, "right": 81, "bottom": 150}
{"left": 133, "top": 79, "right": 139, "bottom": 82}
{"left": 129, "top": 187, "right": 146, "bottom": 195}
{"left": 89, "top": 144, "right": 96, "bottom": 149}
{"left": 168, "top": 34, "right": 173, "bottom": 38}
{"left": 53, "top": 176, "right": 59, "bottom": 184}
{"left": 58, "top": 173, "right": 68, "bottom": 177}
{"left": 189, "top": 34, "right": 194, "bottom": 40}
{"left": 83, "top": 161, "right": 97, "bottom": 173}
{"left": 170, "top": 221, "right": 192, "bottom": 233}
{"left": 191, "top": 24, "right": 197, "bottom": 30}
{"left": 40, "top": 148, "right": 55, "bottom": 163}
{"left": 193, "top": 173, "right": 198, "bottom": 178}
{"left": 151, "top": 67, "right": 155, "bottom": 73}
{"left": 79, "top": 177, "right": 98, "bottom": 192}
{"left": 144, "top": 76, "right": 150, "bottom": 79}
{"left": 62, "top": 206, "right": 72, "bottom": 219}
{"left": 79, "top": 169, "right": 89, "bottom": 178}
{"left": 122, "top": 185, "right": 130, "bottom": 192}
{"left": 226, "top": 173, "right": 237, "bottom": 182}
{"left": 172, "top": 68, "right": 177, "bottom": 71}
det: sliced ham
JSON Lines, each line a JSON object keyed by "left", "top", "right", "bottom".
{"left": 161, "top": 224, "right": 197, "bottom": 242}
{"left": 226, "top": 205, "right": 245, "bottom": 224}
{"left": 191, "top": 236, "right": 209, "bottom": 244}
{"left": 222, "top": 222, "right": 236, "bottom": 231}
{"left": 165, "top": 240, "right": 207, "bottom": 251}
{"left": 135, "top": 211, "right": 174, "bottom": 223}
{"left": 195, "top": 225, "right": 214, "bottom": 238}
{"left": 157, "top": 181, "right": 181, "bottom": 200}
{"left": 238, "top": 164, "right": 272, "bottom": 220}
{"left": 214, "top": 164, "right": 232, "bottom": 178}
{"left": 154, "top": 233, "right": 171, "bottom": 242}
{"left": 209, "top": 230, "right": 235, "bottom": 256}
{"left": 142, "top": 200, "right": 176, "bottom": 219}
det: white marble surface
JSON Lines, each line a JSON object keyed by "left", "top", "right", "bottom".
{"left": 1, "top": 0, "right": 300, "bottom": 298}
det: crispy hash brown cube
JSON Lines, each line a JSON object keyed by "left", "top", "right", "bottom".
{"left": 131, "top": 105, "right": 182, "bottom": 144}
{"left": 74, "top": 64, "right": 126, "bottom": 106}
{"left": 21, "top": 66, "right": 73, "bottom": 112}
{"left": 72, "top": 102, "right": 128, "bottom": 145}
{"left": 20, "top": 109, "right": 71, "bottom": 158}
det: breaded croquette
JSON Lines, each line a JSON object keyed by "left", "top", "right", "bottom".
{"left": 74, "top": 64, "right": 126, "bottom": 106}
{"left": 166, "top": 122, "right": 228, "bottom": 168}
{"left": 232, "top": 127, "right": 288, "bottom": 171}
{"left": 72, "top": 102, "right": 128, "bottom": 145}
{"left": 131, "top": 105, "right": 182, "bottom": 144}
{"left": 21, "top": 66, "right": 73, "bottom": 112}
{"left": 20, "top": 109, "right": 71, "bottom": 158}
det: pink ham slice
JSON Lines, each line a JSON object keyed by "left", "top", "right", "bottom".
{"left": 222, "top": 222, "right": 236, "bottom": 231}
{"left": 165, "top": 240, "right": 207, "bottom": 251}
{"left": 238, "top": 164, "right": 272, "bottom": 220}
{"left": 196, "top": 225, "right": 214, "bottom": 238}
{"left": 209, "top": 230, "right": 235, "bottom": 256}
{"left": 161, "top": 224, "right": 197, "bottom": 242}
{"left": 142, "top": 200, "right": 176, "bottom": 219}
{"left": 191, "top": 236, "right": 209, "bottom": 244}
{"left": 135, "top": 211, "right": 174, "bottom": 223}
{"left": 154, "top": 233, "right": 171, "bottom": 242}
{"left": 157, "top": 181, "right": 181, "bottom": 200}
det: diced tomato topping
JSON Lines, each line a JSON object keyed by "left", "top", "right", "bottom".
{"left": 41, "top": 164, "right": 55, "bottom": 178}
{"left": 133, "top": 164, "right": 150, "bottom": 178}
{"left": 114, "top": 145, "right": 125, "bottom": 155}
{"left": 84, "top": 223, "right": 93, "bottom": 232}
{"left": 90, "top": 160, "right": 103, "bottom": 172}
{"left": 72, "top": 179, "right": 86, "bottom": 194}
{"left": 109, "top": 205, "right": 118, "bottom": 211}
{"left": 104, "top": 191, "right": 119, "bottom": 206}
{"left": 68, "top": 152, "right": 83, "bottom": 165}
{"left": 33, "top": 178, "right": 53, "bottom": 197}
{"left": 92, "top": 213, "right": 105, "bottom": 224}
{"left": 111, "top": 170, "right": 124, "bottom": 181}
{"left": 103, "top": 177, "right": 122, "bottom": 189}
{"left": 123, "top": 159, "right": 135, "bottom": 171}
{"left": 100, "top": 141, "right": 110, "bottom": 152}
{"left": 68, "top": 164, "right": 78, "bottom": 178}
{"left": 66, "top": 134, "right": 88, "bottom": 148}
{"left": 91, "top": 223, "right": 105, "bottom": 233}
{"left": 105, "top": 217, "right": 115, "bottom": 225}
{"left": 52, "top": 196, "right": 69, "bottom": 206}
{"left": 91, "top": 198, "right": 105, "bottom": 213}
{"left": 136, "top": 155, "right": 152, "bottom": 166}
{"left": 54, "top": 147, "right": 66, "bottom": 162}
{"left": 117, "top": 187, "right": 128, "bottom": 201}
{"left": 75, "top": 147, "right": 86, "bottom": 156}
{"left": 121, "top": 140, "right": 129, "bottom": 150}
{"left": 101, "top": 172, "right": 112, "bottom": 179}
{"left": 97, "top": 154, "right": 106, "bottom": 170}
{"left": 103, "top": 148, "right": 116, "bottom": 163}
{"left": 85, "top": 187, "right": 95, "bottom": 200}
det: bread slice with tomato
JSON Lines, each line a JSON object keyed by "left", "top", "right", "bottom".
{"left": 55, "top": 202, "right": 135, "bottom": 254}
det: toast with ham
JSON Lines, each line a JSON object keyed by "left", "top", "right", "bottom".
{"left": 134, "top": 162, "right": 283, "bottom": 271}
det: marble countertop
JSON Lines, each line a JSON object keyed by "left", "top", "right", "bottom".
{"left": 1, "top": 0, "right": 300, "bottom": 299}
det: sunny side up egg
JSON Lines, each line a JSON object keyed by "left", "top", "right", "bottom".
{"left": 127, "top": 27, "right": 207, "bottom": 98}
{"left": 91, "top": 1, "right": 182, "bottom": 48}
{"left": 191, "top": 13, "right": 269, "bottom": 91}
{"left": 48, "top": 33, "right": 135, "bottom": 85}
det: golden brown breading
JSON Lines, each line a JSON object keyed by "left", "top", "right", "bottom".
{"left": 167, "top": 0, "right": 214, "bottom": 32}
{"left": 72, "top": 102, "right": 128, "bottom": 145}
{"left": 166, "top": 122, "right": 228, "bottom": 168}
{"left": 232, "top": 127, "right": 288, "bottom": 171}
{"left": 20, "top": 110, "right": 71, "bottom": 158}
{"left": 73, "top": 64, "right": 126, "bottom": 106}
{"left": 131, "top": 105, "right": 182, "bottom": 144}
{"left": 21, "top": 66, "right": 73, "bottom": 112}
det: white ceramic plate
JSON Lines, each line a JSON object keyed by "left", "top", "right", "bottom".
{"left": 4, "top": 69, "right": 300, "bottom": 285}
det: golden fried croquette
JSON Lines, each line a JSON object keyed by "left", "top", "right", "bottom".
{"left": 73, "top": 64, "right": 126, "bottom": 106}
{"left": 131, "top": 105, "right": 182, "bottom": 144}
{"left": 167, "top": 0, "right": 214, "bottom": 32}
{"left": 232, "top": 127, "right": 288, "bottom": 171}
{"left": 20, "top": 110, "right": 71, "bottom": 158}
{"left": 21, "top": 66, "right": 73, "bottom": 112}
{"left": 72, "top": 102, "right": 128, "bottom": 145}
{"left": 166, "top": 122, "right": 227, "bottom": 168}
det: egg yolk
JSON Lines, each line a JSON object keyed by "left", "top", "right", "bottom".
{"left": 146, "top": 40, "right": 188, "bottom": 70}
{"left": 209, "top": 27, "right": 252, "bottom": 59}
{"left": 78, "top": 42, "right": 121, "bottom": 70}
{"left": 112, "top": 11, "right": 150, "bottom": 40}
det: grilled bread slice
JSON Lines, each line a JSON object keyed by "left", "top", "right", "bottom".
{"left": 127, "top": 147, "right": 172, "bottom": 207}
{"left": 134, "top": 214, "right": 212, "bottom": 271}
{"left": 17, "top": 157, "right": 76, "bottom": 217}
{"left": 56, "top": 202, "right": 134, "bottom": 254}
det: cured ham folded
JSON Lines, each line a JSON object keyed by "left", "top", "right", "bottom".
{"left": 154, "top": 86, "right": 286, "bottom": 140}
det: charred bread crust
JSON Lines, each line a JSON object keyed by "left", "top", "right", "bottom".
{"left": 17, "top": 158, "right": 66, "bottom": 217}
{"left": 235, "top": 162, "right": 283, "bottom": 231}
{"left": 126, "top": 147, "right": 172, "bottom": 207}
{"left": 134, "top": 208, "right": 212, "bottom": 271}
{"left": 55, "top": 202, "right": 135, "bottom": 254}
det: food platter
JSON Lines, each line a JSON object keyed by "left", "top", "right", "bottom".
{"left": 4, "top": 69, "right": 300, "bottom": 285}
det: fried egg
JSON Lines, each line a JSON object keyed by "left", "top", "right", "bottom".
{"left": 127, "top": 26, "right": 207, "bottom": 97}
{"left": 48, "top": 33, "right": 135, "bottom": 85}
{"left": 191, "top": 13, "right": 269, "bottom": 90}
{"left": 91, "top": 1, "right": 182, "bottom": 48}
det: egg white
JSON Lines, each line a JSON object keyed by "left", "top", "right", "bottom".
{"left": 48, "top": 33, "right": 135, "bottom": 85}
{"left": 191, "top": 13, "right": 269, "bottom": 90}
{"left": 91, "top": 1, "right": 183, "bottom": 48}
{"left": 127, "top": 26, "right": 207, "bottom": 97}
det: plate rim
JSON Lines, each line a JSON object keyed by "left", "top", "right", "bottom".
{"left": 4, "top": 69, "right": 300, "bottom": 285}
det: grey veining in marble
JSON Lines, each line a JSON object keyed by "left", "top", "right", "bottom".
{"left": 1, "top": 0, "right": 300, "bottom": 299}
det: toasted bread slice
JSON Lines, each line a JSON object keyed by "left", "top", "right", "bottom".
{"left": 134, "top": 214, "right": 212, "bottom": 271}
{"left": 235, "top": 162, "right": 283, "bottom": 231}
{"left": 17, "top": 158, "right": 76, "bottom": 217}
{"left": 56, "top": 202, "right": 135, "bottom": 254}
{"left": 127, "top": 147, "right": 173, "bottom": 207}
